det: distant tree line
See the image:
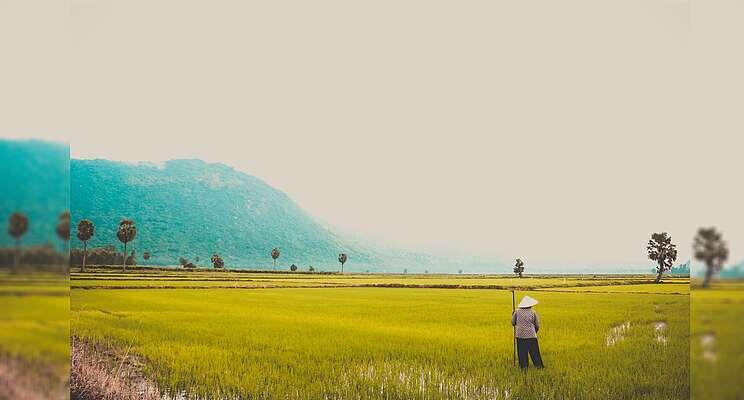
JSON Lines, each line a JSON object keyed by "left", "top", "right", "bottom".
{"left": 1, "top": 211, "right": 69, "bottom": 272}
{"left": 12, "top": 209, "right": 730, "bottom": 285}
{"left": 70, "top": 245, "right": 135, "bottom": 267}
{"left": 0, "top": 244, "right": 66, "bottom": 268}
{"left": 66, "top": 217, "right": 351, "bottom": 273}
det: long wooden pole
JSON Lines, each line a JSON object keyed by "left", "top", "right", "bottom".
{"left": 512, "top": 290, "right": 516, "bottom": 367}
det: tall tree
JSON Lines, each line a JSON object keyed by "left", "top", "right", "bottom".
{"left": 8, "top": 212, "right": 29, "bottom": 273}
{"left": 647, "top": 232, "right": 677, "bottom": 283}
{"left": 271, "top": 247, "right": 280, "bottom": 269}
{"left": 116, "top": 219, "right": 137, "bottom": 271}
{"left": 693, "top": 227, "right": 729, "bottom": 288}
{"left": 76, "top": 219, "right": 95, "bottom": 272}
{"left": 513, "top": 258, "right": 525, "bottom": 278}
{"left": 338, "top": 253, "right": 348, "bottom": 273}
{"left": 211, "top": 254, "right": 224, "bottom": 269}
{"left": 56, "top": 211, "right": 71, "bottom": 255}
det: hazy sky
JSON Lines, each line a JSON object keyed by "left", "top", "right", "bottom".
{"left": 2, "top": 1, "right": 741, "bottom": 268}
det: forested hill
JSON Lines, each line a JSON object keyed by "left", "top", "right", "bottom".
{"left": 0, "top": 140, "right": 69, "bottom": 249}
{"left": 71, "top": 158, "right": 397, "bottom": 269}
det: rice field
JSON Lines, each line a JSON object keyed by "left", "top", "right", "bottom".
{"left": 70, "top": 268, "right": 684, "bottom": 290}
{"left": 0, "top": 271, "right": 70, "bottom": 399}
{"left": 70, "top": 270, "right": 690, "bottom": 399}
{"left": 691, "top": 280, "right": 744, "bottom": 400}
{"left": 0, "top": 273, "right": 70, "bottom": 364}
{"left": 536, "top": 283, "right": 690, "bottom": 294}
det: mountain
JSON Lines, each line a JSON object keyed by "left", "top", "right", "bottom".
{"left": 0, "top": 140, "right": 69, "bottom": 249}
{"left": 72, "top": 159, "right": 369, "bottom": 269}
{"left": 71, "top": 158, "right": 486, "bottom": 271}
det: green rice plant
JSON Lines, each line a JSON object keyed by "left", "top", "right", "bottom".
{"left": 537, "top": 283, "right": 690, "bottom": 294}
{"left": 72, "top": 287, "right": 689, "bottom": 399}
{"left": 71, "top": 270, "right": 681, "bottom": 290}
{"left": 0, "top": 273, "right": 70, "bottom": 367}
{"left": 691, "top": 281, "right": 744, "bottom": 400}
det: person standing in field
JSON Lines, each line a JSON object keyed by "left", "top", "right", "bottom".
{"left": 511, "top": 295, "right": 544, "bottom": 369}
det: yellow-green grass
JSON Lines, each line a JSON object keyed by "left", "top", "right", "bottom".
{"left": 0, "top": 273, "right": 70, "bottom": 369}
{"left": 71, "top": 270, "right": 682, "bottom": 290}
{"left": 71, "top": 279, "right": 337, "bottom": 289}
{"left": 72, "top": 288, "right": 688, "bottom": 399}
{"left": 73, "top": 270, "right": 682, "bottom": 282}
{"left": 0, "top": 284, "right": 70, "bottom": 295}
{"left": 536, "top": 283, "right": 690, "bottom": 294}
{"left": 691, "top": 280, "right": 744, "bottom": 400}
{"left": 0, "top": 274, "right": 70, "bottom": 295}
{"left": 0, "top": 295, "right": 70, "bottom": 365}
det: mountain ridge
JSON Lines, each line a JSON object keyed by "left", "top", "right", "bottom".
{"left": 71, "top": 158, "right": 489, "bottom": 272}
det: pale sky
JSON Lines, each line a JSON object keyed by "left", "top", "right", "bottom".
{"left": 2, "top": 0, "right": 742, "bottom": 268}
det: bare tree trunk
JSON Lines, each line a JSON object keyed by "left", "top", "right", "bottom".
{"left": 81, "top": 241, "right": 87, "bottom": 272}
{"left": 122, "top": 242, "right": 128, "bottom": 271}
{"left": 655, "top": 264, "right": 662, "bottom": 283}
{"left": 12, "top": 238, "right": 20, "bottom": 274}
{"left": 702, "top": 267, "right": 713, "bottom": 288}
{"left": 518, "top": 272, "right": 522, "bottom": 278}
{"left": 63, "top": 240, "right": 69, "bottom": 274}
{"left": 341, "top": 263, "right": 344, "bottom": 274}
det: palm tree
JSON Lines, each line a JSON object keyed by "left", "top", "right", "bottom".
{"left": 76, "top": 219, "right": 95, "bottom": 272}
{"left": 338, "top": 253, "right": 348, "bottom": 273}
{"left": 116, "top": 219, "right": 137, "bottom": 271}
{"left": 56, "top": 211, "right": 71, "bottom": 255}
{"left": 647, "top": 232, "right": 677, "bottom": 283}
{"left": 694, "top": 227, "right": 729, "bottom": 288}
{"left": 8, "top": 212, "right": 29, "bottom": 273}
{"left": 271, "top": 247, "right": 280, "bottom": 269}
{"left": 514, "top": 258, "right": 525, "bottom": 278}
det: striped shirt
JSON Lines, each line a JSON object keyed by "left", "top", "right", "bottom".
{"left": 511, "top": 308, "right": 540, "bottom": 338}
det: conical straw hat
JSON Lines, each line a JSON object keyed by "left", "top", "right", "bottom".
{"left": 518, "top": 295, "right": 538, "bottom": 308}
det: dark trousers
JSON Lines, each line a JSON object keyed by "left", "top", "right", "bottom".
{"left": 516, "top": 338, "right": 544, "bottom": 369}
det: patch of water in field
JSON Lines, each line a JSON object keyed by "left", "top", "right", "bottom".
{"left": 700, "top": 332, "right": 717, "bottom": 362}
{"left": 653, "top": 322, "right": 668, "bottom": 345}
{"left": 606, "top": 322, "right": 630, "bottom": 346}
